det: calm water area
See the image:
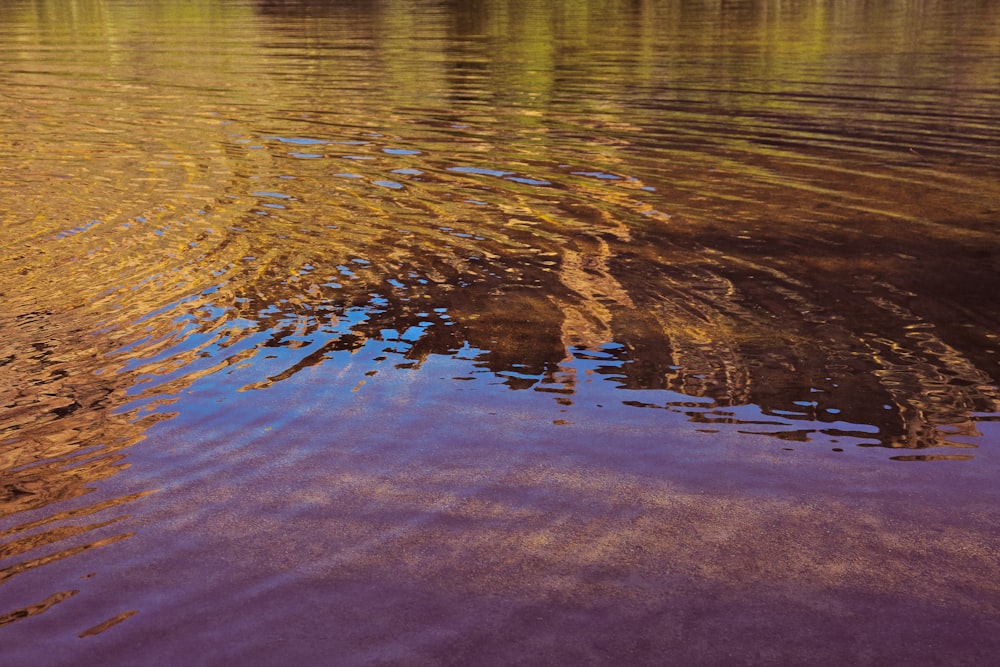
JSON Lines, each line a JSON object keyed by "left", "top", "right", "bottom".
{"left": 2, "top": 0, "right": 999, "bottom": 663}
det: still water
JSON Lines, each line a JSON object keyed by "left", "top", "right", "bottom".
{"left": 2, "top": 0, "right": 999, "bottom": 663}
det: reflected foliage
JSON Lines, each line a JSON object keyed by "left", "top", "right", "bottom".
{"left": 0, "top": 0, "right": 997, "bottom": 449}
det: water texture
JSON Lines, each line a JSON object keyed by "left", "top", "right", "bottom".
{"left": 1, "top": 1, "right": 999, "bottom": 664}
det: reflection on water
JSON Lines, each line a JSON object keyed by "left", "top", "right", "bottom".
{"left": 1, "top": 0, "right": 999, "bottom": 660}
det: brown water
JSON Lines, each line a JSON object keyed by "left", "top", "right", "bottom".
{"left": 2, "top": 0, "right": 999, "bottom": 664}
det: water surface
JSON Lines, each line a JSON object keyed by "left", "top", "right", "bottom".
{"left": 1, "top": 0, "right": 999, "bottom": 664}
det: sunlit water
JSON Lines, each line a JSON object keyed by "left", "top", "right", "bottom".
{"left": 2, "top": 1, "right": 999, "bottom": 663}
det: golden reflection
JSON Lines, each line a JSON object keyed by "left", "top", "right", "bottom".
{"left": 0, "top": 0, "right": 995, "bottom": 481}
{"left": 77, "top": 609, "right": 139, "bottom": 638}
{"left": 0, "top": 589, "right": 79, "bottom": 628}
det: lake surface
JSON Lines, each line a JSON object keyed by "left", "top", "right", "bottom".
{"left": 2, "top": 0, "right": 999, "bottom": 663}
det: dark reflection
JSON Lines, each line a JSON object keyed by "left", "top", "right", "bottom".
{"left": 258, "top": 0, "right": 379, "bottom": 15}
{"left": 160, "top": 183, "right": 996, "bottom": 452}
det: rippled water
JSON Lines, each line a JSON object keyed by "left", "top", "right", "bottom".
{"left": 2, "top": 0, "right": 999, "bottom": 663}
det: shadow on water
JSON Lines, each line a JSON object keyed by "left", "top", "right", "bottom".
{"left": 1, "top": 0, "right": 999, "bottom": 660}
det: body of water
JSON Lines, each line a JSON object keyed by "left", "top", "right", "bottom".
{"left": 1, "top": 0, "right": 999, "bottom": 663}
